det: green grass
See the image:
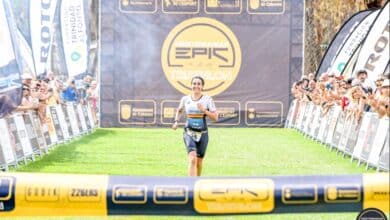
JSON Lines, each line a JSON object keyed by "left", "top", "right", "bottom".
{"left": 7, "top": 128, "right": 376, "bottom": 219}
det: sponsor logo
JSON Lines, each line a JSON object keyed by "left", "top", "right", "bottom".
{"left": 364, "top": 21, "right": 389, "bottom": 72}
{"left": 71, "top": 51, "right": 81, "bottom": 61}
{"left": 356, "top": 208, "right": 387, "bottom": 220}
{"left": 39, "top": 0, "right": 53, "bottom": 63}
{"left": 161, "top": 17, "right": 241, "bottom": 96}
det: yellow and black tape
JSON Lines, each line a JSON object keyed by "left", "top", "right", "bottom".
{"left": 0, "top": 173, "right": 388, "bottom": 216}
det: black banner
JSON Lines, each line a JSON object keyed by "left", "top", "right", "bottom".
{"left": 100, "top": 0, "right": 304, "bottom": 127}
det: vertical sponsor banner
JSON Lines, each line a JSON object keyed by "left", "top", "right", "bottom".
{"left": 0, "top": 118, "right": 16, "bottom": 165}
{"left": 29, "top": 0, "right": 58, "bottom": 76}
{"left": 48, "top": 105, "right": 63, "bottom": 143}
{"left": 0, "top": 0, "right": 22, "bottom": 118}
{"left": 378, "top": 133, "right": 389, "bottom": 171}
{"left": 295, "top": 102, "right": 306, "bottom": 131}
{"left": 85, "top": 104, "right": 95, "bottom": 129}
{"left": 284, "top": 100, "right": 295, "bottom": 128}
{"left": 321, "top": 108, "right": 334, "bottom": 144}
{"left": 61, "top": 104, "right": 74, "bottom": 138}
{"left": 73, "top": 104, "right": 83, "bottom": 133}
{"left": 290, "top": 101, "right": 300, "bottom": 128}
{"left": 76, "top": 104, "right": 88, "bottom": 133}
{"left": 309, "top": 106, "right": 321, "bottom": 138}
{"left": 5, "top": 117, "right": 24, "bottom": 161}
{"left": 61, "top": 0, "right": 88, "bottom": 79}
{"left": 359, "top": 114, "right": 379, "bottom": 163}
{"left": 344, "top": 118, "right": 360, "bottom": 156}
{"left": 325, "top": 107, "right": 341, "bottom": 146}
{"left": 82, "top": 104, "right": 91, "bottom": 130}
{"left": 367, "top": 117, "right": 389, "bottom": 167}
{"left": 338, "top": 116, "right": 353, "bottom": 153}
{"left": 302, "top": 103, "right": 313, "bottom": 134}
{"left": 316, "top": 110, "right": 329, "bottom": 142}
{"left": 352, "top": 113, "right": 373, "bottom": 160}
{"left": 55, "top": 104, "right": 70, "bottom": 140}
{"left": 328, "top": 11, "right": 379, "bottom": 76}
{"left": 353, "top": 2, "right": 389, "bottom": 82}
{"left": 22, "top": 113, "right": 41, "bottom": 155}
{"left": 66, "top": 103, "right": 80, "bottom": 136}
{"left": 316, "top": 10, "right": 374, "bottom": 77}
{"left": 13, "top": 114, "right": 34, "bottom": 158}
{"left": 331, "top": 111, "right": 346, "bottom": 148}
{"left": 29, "top": 111, "right": 48, "bottom": 153}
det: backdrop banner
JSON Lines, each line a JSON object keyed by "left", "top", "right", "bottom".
{"left": 100, "top": 0, "right": 304, "bottom": 127}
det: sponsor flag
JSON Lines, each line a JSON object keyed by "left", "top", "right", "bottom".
{"left": 352, "top": 2, "right": 389, "bottom": 82}
{"left": 329, "top": 10, "right": 379, "bottom": 76}
{"left": 29, "top": 0, "right": 58, "bottom": 76}
{"left": 61, "top": 0, "right": 89, "bottom": 79}
{"left": 0, "top": 0, "right": 22, "bottom": 118}
{"left": 316, "top": 10, "right": 373, "bottom": 77}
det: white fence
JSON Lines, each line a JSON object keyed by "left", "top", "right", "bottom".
{"left": 285, "top": 100, "right": 389, "bottom": 171}
{"left": 0, "top": 103, "right": 97, "bottom": 171}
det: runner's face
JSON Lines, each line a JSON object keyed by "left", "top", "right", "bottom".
{"left": 192, "top": 78, "right": 203, "bottom": 93}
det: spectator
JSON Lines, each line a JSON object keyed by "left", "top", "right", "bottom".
{"left": 62, "top": 79, "right": 79, "bottom": 103}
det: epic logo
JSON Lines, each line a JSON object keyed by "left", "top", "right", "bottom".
{"left": 40, "top": 0, "right": 52, "bottom": 63}
{"left": 162, "top": 17, "right": 241, "bottom": 96}
{"left": 364, "top": 21, "right": 389, "bottom": 72}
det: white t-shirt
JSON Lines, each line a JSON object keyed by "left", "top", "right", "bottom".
{"left": 178, "top": 95, "right": 216, "bottom": 131}
{"left": 178, "top": 95, "right": 216, "bottom": 116}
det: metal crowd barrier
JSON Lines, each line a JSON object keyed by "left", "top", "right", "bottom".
{"left": 285, "top": 100, "right": 389, "bottom": 171}
{"left": 0, "top": 103, "right": 97, "bottom": 171}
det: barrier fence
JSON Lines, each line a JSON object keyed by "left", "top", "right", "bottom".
{"left": 0, "top": 103, "right": 97, "bottom": 171}
{"left": 285, "top": 100, "right": 389, "bottom": 171}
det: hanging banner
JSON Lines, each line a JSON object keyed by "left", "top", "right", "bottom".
{"left": 316, "top": 10, "right": 374, "bottom": 77}
{"left": 46, "top": 105, "right": 59, "bottom": 144}
{"left": 0, "top": 118, "right": 16, "bottom": 165}
{"left": 29, "top": 0, "right": 58, "bottom": 76}
{"left": 61, "top": 0, "right": 88, "bottom": 79}
{"left": 82, "top": 104, "right": 92, "bottom": 130}
{"left": 329, "top": 10, "right": 379, "bottom": 76}
{"left": 353, "top": 2, "right": 389, "bottom": 82}
{"left": 0, "top": 0, "right": 22, "bottom": 118}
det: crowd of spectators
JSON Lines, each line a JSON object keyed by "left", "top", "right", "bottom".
{"left": 16, "top": 71, "right": 99, "bottom": 124}
{"left": 291, "top": 70, "right": 390, "bottom": 121}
